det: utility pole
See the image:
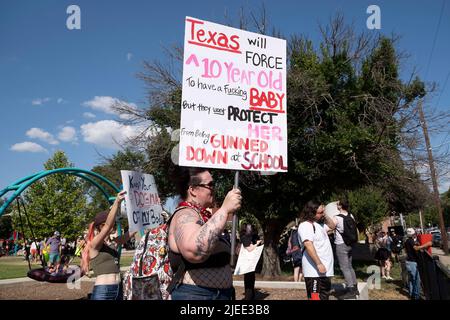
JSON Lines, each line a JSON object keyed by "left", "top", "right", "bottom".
{"left": 419, "top": 210, "right": 424, "bottom": 233}
{"left": 418, "top": 99, "right": 449, "bottom": 254}
{"left": 400, "top": 213, "right": 405, "bottom": 230}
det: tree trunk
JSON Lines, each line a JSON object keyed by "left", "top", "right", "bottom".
{"left": 260, "top": 218, "right": 282, "bottom": 278}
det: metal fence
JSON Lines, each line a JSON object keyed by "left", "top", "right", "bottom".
{"left": 416, "top": 250, "right": 450, "bottom": 300}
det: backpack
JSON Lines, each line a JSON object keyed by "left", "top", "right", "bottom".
{"left": 285, "top": 229, "right": 299, "bottom": 258}
{"left": 288, "top": 229, "right": 303, "bottom": 264}
{"left": 122, "top": 206, "right": 188, "bottom": 300}
{"left": 337, "top": 214, "right": 358, "bottom": 245}
{"left": 289, "top": 229, "right": 300, "bottom": 252}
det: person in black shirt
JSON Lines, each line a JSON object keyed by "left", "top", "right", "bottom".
{"left": 404, "top": 228, "right": 432, "bottom": 300}
{"left": 389, "top": 230, "right": 403, "bottom": 263}
{"left": 239, "top": 223, "right": 262, "bottom": 300}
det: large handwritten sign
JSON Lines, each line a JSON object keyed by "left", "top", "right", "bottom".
{"left": 120, "top": 171, "right": 163, "bottom": 233}
{"left": 179, "top": 17, "right": 287, "bottom": 172}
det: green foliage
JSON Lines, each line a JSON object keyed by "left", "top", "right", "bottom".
{"left": 11, "top": 151, "right": 88, "bottom": 240}
{"left": 0, "top": 198, "right": 13, "bottom": 239}
{"left": 443, "top": 189, "right": 450, "bottom": 226}
{"left": 345, "top": 186, "right": 389, "bottom": 229}
{"left": 92, "top": 148, "right": 146, "bottom": 188}
{"left": 0, "top": 215, "right": 13, "bottom": 240}
{"left": 88, "top": 148, "right": 146, "bottom": 213}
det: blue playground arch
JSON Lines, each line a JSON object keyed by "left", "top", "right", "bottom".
{"left": 0, "top": 168, "right": 124, "bottom": 255}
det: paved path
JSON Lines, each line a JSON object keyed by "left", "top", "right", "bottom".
{"left": 431, "top": 247, "right": 450, "bottom": 271}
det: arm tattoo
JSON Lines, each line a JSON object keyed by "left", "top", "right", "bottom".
{"left": 194, "top": 210, "right": 227, "bottom": 258}
{"left": 174, "top": 211, "right": 202, "bottom": 244}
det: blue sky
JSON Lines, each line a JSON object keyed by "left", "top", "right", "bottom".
{"left": 1, "top": 0, "right": 449, "bottom": 194}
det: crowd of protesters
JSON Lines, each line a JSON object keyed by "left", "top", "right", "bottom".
{"left": 0, "top": 165, "right": 437, "bottom": 302}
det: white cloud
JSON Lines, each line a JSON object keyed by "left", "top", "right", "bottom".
{"left": 32, "top": 97, "right": 51, "bottom": 105}
{"left": 10, "top": 142, "right": 48, "bottom": 153}
{"left": 26, "top": 128, "right": 59, "bottom": 145}
{"left": 58, "top": 126, "right": 77, "bottom": 143}
{"left": 82, "top": 96, "right": 118, "bottom": 114}
{"left": 83, "top": 112, "right": 96, "bottom": 119}
{"left": 82, "top": 96, "right": 138, "bottom": 119}
{"left": 57, "top": 98, "right": 66, "bottom": 104}
{"left": 127, "top": 53, "right": 133, "bottom": 61}
{"left": 80, "top": 120, "right": 141, "bottom": 149}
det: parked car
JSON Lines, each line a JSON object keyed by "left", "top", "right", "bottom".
{"left": 432, "top": 232, "right": 441, "bottom": 247}
{"left": 439, "top": 232, "right": 450, "bottom": 250}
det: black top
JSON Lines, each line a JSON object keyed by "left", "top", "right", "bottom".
{"left": 241, "top": 233, "right": 259, "bottom": 248}
{"left": 168, "top": 206, "right": 231, "bottom": 273}
{"left": 169, "top": 235, "right": 231, "bottom": 273}
{"left": 405, "top": 238, "right": 419, "bottom": 262}
{"left": 241, "top": 234, "right": 252, "bottom": 247}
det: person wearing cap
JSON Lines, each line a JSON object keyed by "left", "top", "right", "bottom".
{"left": 404, "top": 227, "right": 431, "bottom": 300}
{"left": 81, "top": 191, "right": 135, "bottom": 300}
{"left": 46, "top": 231, "right": 61, "bottom": 270}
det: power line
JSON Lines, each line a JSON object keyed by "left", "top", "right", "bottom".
{"left": 435, "top": 70, "right": 450, "bottom": 107}
{"left": 424, "top": 0, "right": 446, "bottom": 81}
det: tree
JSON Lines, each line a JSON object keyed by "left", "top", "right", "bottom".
{"left": 87, "top": 148, "right": 146, "bottom": 213}
{"left": 11, "top": 151, "right": 88, "bottom": 240}
{"left": 0, "top": 198, "right": 13, "bottom": 239}
{"left": 441, "top": 189, "right": 450, "bottom": 227}
{"left": 346, "top": 186, "right": 388, "bottom": 230}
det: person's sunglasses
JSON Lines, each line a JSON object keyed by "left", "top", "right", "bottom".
{"left": 195, "top": 181, "right": 215, "bottom": 191}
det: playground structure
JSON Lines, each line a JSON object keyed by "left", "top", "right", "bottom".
{"left": 0, "top": 168, "right": 120, "bottom": 215}
{"left": 0, "top": 168, "right": 122, "bottom": 282}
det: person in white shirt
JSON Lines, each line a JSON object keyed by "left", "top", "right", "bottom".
{"left": 298, "top": 200, "right": 336, "bottom": 300}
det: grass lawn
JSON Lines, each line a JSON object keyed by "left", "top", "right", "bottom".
{"left": 0, "top": 256, "right": 44, "bottom": 279}
{"left": 0, "top": 254, "right": 135, "bottom": 280}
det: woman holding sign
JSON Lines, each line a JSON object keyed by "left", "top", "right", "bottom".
{"left": 168, "top": 167, "right": 242, "bottom": 300}
{"left": 81, "top": 191, "right": 135, "bottom": 300}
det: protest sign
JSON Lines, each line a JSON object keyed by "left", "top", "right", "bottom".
{"left": 179, "top": 17, "right": 287, "bottom": 172}
{"left": 325, "top": 201, "right": 340, "bottom": 218}
{"left": 120, "top": 170, "right": 163, "bottom": 233}
{"left": 234, "top": 244, "right": 264, "bottom": 275}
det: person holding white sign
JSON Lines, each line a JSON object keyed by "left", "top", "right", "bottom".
{"left": 81, "top": 191, "right": 136, "bottom": 300}
{"left": 168, "top": 167, "right": 241, "bottom": 300}
{"left": 239, "top": 223, "right": 262, "bottom": 300}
